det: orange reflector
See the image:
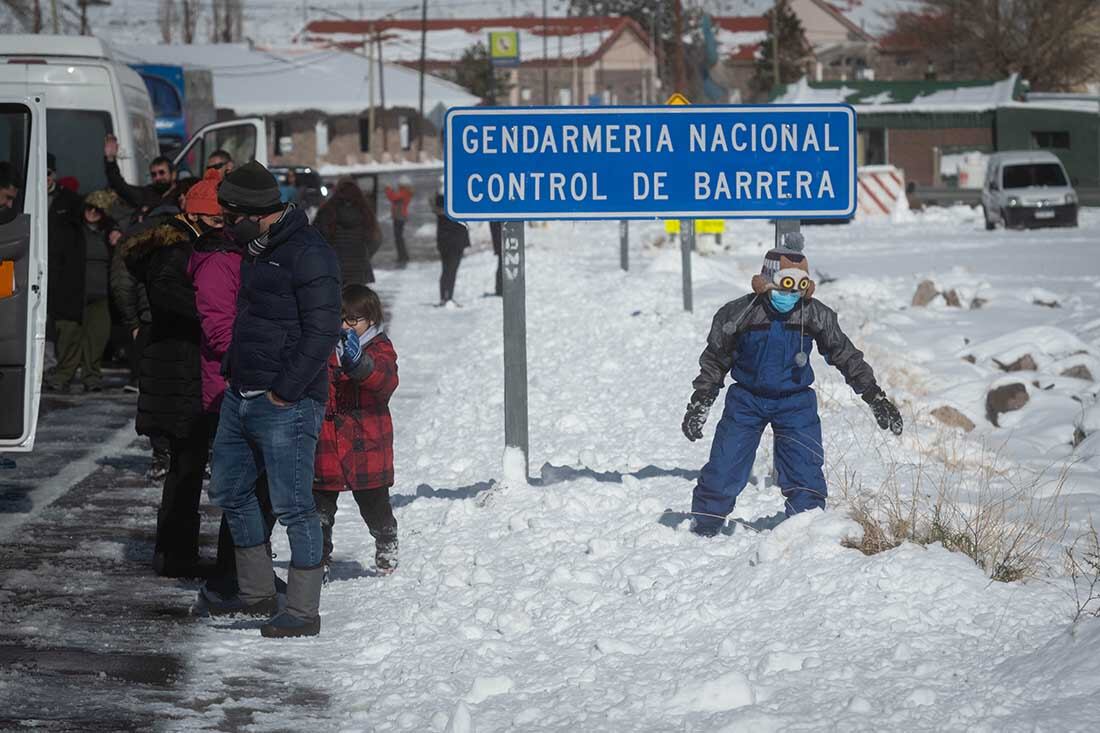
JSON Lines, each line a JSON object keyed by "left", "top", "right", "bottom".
{"left": 0, "top": 260, "right": 14, "bottom": 298}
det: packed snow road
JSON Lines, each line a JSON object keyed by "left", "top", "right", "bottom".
{"left": 2, "top": 206, "right": 1099, "bottom": 730}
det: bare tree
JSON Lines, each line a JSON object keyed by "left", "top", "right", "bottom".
{"left": 181, "top": 0, "right": 201, "bottom": 43}
{"left": 211, "top": 0, "right": 243, "bottom": 43}
{"left": 159, "top": 0, "right": 177, "bottom": 44}
{"left": 884, "top": 0, "right": 1100, "bottom": 91}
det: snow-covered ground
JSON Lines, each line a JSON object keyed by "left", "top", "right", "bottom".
{"left": 176, "top": 205, "right": 1099, "bottom": 730}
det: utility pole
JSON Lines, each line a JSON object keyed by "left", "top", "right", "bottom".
{"left": 416, "top": 0, "right": 428, "bottom": 156}
{"left": 50, "top": 0, "right": 58, "bottom": 33}
{"left": 79, "top": 0, "right": 88, "bottom": 35}
{"left": 772, "top": 0, "right": 780, "bottom": 90}
{"left": 542, "top": 0, "right": 549, "bottom": 104}
{"left": 378, "top": 28, "right": 388, "bottom": 154}
{"left": 673, "top": 0, "right": 686, "bottom": 93}
{"left": 32, "top": 0, "right": 42, "bottom": 33}
{"left": 367, "top": 25, "right": 375, "bottom": 160}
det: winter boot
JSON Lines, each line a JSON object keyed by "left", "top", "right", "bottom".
{"left": 205, "top": 544, "right": 278, "bottom": 617}
{"left": 375, "top": 537, "right": 398, "bottom": 575}
{"left": 261, "top": 565, "right": 323, "bottom": 638}
{"left": 147, "top": 447, "right": 170, "bottom": 482}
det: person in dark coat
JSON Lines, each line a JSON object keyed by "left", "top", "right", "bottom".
{"left": 45, "top": 189, "right": 118, "bottom": 393}
{"left": 313, "top": 285, "right": 399, "bottom": 578}
{"left": 681, "top": 234, "right": 903, "bottom": 537}
{"left": 315, "top": 178, "right": 381, "bottom": 285}
{"left": 431, "top": 177, "right": 470, "bottom": 307}
{"left": 207, "top": 161, "right": 341, "bottom": 638}
{"left": 186, "top": 168, "right": 279, "bottom": 605}
{"left": 104, "top": 134, "right": 179, "bottom": 212}
{"left": 121, "top": 195, "right": 222, "bottom": 577}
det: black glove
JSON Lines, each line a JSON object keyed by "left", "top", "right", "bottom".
{"left": 682, "top": 389, "right": 716, "bottom": 442}
{"left": 862, "top": 388, "right": 903, "bottom": 436}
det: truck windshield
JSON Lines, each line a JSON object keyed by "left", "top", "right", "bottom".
{"left": 46, "top": 109, "right": 113, "bottom": 194}
{"left": 1002, "top": 163, "right": 1068, "bottom": 189}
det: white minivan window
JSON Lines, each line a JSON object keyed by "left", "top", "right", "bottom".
{"left": 1003, "top": 163, "right": 1067, "bottom": 189}
{"left": 45, "top": 109, "right": 113, "bottom": 194}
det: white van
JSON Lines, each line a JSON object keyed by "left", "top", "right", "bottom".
{"left": 0, "top": 94, "right": 47, "bottom": 451}
{"left": 0, "top": 35, "right": 159, "bottom": 194}
{"left": 981, "top": 151, "right": 1078, "bottom": 230}
{"left": 0, "top": 37, "right": 267, "bottom": 452}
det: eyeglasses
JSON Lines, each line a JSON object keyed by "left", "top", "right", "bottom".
{"left": 342, "top": 315, "right": 364, "bottom": 327}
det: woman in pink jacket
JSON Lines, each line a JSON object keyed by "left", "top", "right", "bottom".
{"left": 185, "top": 169, "right": 278, "bottom": 605}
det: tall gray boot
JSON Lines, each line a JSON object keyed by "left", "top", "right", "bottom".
{"left": 260, "top": 565, "right": 322, "bottom": 638}
{"left": 206, "top": 543, "right": 278, "bottom": 617}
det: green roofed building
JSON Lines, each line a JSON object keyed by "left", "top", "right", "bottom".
{"left": 772, "top": 75, "right": 1100, "bottom": 188}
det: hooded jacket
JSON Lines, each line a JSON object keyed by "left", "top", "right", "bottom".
{"left": 47, "top": 189, "right": 115, "bottom": 324}
{"left": 123, "top": 216, "right": 203, "bottom": 438}
{"left": 227, "top": 207, "right": 342, "bottom": 404}
{"left": 187, "top": 230, "right": 244, "bottom": 414}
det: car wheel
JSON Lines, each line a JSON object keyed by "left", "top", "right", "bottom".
{"left": 982, "top": 204, "right": 995, "bottom": 230}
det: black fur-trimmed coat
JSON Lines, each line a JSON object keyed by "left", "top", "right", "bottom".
{"left": 122, "top": 216, "right": 203, "bottom": 439}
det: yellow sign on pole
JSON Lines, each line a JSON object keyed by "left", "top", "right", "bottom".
{"left": 665, "top": 219, "right": 725, "bottom": 235}
{"left": 489, "top": 31, "right": 520, "bottom": 67}
{"left": 665, "top": 92, "right": 691, "bottom": 106}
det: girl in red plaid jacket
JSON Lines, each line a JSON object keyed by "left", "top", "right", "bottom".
{"left": 313, "top": 285, "right": 400, "bottom": 576}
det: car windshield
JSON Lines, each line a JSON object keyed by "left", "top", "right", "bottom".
{"left": 1002, "top": 163, "right": 1067, "bottom": 189}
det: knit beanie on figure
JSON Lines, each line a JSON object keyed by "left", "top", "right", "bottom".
{"left": 184, "top": 168, "right": 223, "bottom": 216}
{"left": 751, "top": 231, "right": 815, "bottom": 299}
{"left": 217, "top": 160, "right": 283, "bottom": 216}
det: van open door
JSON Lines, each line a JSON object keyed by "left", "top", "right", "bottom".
{"left": 173, "top": 117, "right": 267, "bottom": 178}
{"left": 0, "top": 95, "right": 47, "bottom": 451}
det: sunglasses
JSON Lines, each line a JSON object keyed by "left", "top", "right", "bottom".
{"left": 207, "top": 161, "right": 227, "bottom": 171}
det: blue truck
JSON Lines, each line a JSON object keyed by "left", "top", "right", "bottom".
{"left": 130, "top": 64, "right": 216, "bottom": 155}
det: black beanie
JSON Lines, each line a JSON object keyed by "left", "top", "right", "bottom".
{"left": 217, "top": 160, "right": 283, "bottom": 215}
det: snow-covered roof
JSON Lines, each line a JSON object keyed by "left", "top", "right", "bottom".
{"left": 0, "top": 34, "right": 114, "bottom": 59}
{"left": 711, "top": 17, "right": 769, "bottom": 62}
{"left": 301, "top": 16, "right": 649, "bottom": 67}
{"left": 773, "top": 75, "right": 1023, "bottom": 113}
{"left": 113, "top": 43, "right": 479, "bottom": 117}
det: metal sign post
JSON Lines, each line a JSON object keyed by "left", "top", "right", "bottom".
{"left": 619, "top": 220, "right": 629, "bottom": 271}
{"left": 775, "top": 218, "right": 801, "bottom": 248}
{"left": 681, "top": 219, "right": 694, "bottom": 312}
{"left": 501, "top": 221, "right": 529, "bottom": 479}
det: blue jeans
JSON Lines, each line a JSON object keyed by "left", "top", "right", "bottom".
{"left": 209, "top": 389, "right": 325, "bottom": 569}
{"left": 692, "top": 386, "right": 827, "bottom": 533}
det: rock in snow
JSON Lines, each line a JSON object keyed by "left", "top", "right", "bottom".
{"left": 986, "top": 383, "right": 1030, "bottom": 426}
{"left": 1061, "top": 364, "right": 1095, "bottom": 381}
{"left": 912, "top": 280, "right": 938, "bottom": 307}
{"left": 931, "top": 406, "right": 976, "bottom": 433}
{"left": 995, "top": 353, "right": 1038, "bottom": 372}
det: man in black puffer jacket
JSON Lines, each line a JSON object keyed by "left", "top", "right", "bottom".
{"left": 207, "top": 161, "right": 341, "bottom": 639}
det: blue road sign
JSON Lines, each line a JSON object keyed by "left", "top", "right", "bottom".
{"left": 444, "top": 105, "right": 856, "bottom": 221}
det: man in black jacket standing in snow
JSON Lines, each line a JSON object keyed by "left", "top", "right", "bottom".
{"left": 207, "top": 161, "right": 341, "bottom": 638}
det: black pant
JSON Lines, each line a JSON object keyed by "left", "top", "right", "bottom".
{"left": 490, "top": 221, "right": 504, "bottom": 296}
{"left": 313, "top": 488, "right": 397, "bottom": 563}
{"left": 439, "top": 246, "right": 464, "bottom": 303}
{"left": 154, "top": 413, "right": 215, "bottom": 572}
{"left": 393, "top": 219, "right": 409, "bottom": 262}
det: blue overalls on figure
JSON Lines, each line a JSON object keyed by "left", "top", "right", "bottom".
{"left": 681, "top": 234, "right": 904, "bottom": 537}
